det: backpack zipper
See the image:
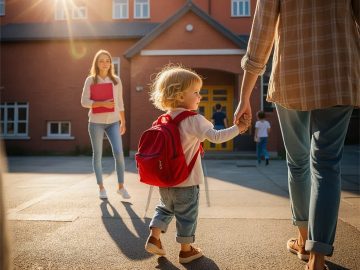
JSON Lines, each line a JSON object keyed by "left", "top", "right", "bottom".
{"left": 135, "top": 153, "right": 161, "bottom": 157}
{"left": 159, "top": 125, "right": 176, "bottom": 158}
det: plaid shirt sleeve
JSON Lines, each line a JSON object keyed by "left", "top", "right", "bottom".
{"left": 241, "top": 0, "right": 280, "bottom": 75}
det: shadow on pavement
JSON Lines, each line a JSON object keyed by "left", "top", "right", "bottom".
{"left": 100, "top": 201, "right": 153, "bottom": 260}
{"left": 181, "top": 256, "right": 220, "bottom": 270}
{"left": 155, "top": 257, "right": 180, "bottom": 270}
{"left": 326, "top": 261, "right": 350, "bottom": 270}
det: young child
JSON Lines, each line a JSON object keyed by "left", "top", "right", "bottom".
{"left": 254, "top": 111, "right": 271, "bottom": 165}
{"left": 144, "top": 65, "right": 250, "bottom": 263}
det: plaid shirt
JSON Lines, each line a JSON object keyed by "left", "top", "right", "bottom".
{"left": 241, "top": 0, "right": 360, "bottom": 111}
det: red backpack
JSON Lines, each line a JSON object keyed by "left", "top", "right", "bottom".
{"left": 135, "top": 111, "right": 204, "bottom": 187}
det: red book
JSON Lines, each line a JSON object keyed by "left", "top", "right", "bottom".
{"left": 90, "top": 83, "right": 115, "bottom": 114}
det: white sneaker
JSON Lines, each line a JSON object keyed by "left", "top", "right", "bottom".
{"left": 99, "top": 189, "right": 108, "bottom": 199}
{"left": 117, "top": 188, "right": 131, "bottom": 199}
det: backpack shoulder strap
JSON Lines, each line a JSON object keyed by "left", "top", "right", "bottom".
{"left": 171, "top": 111, "right": 198, "bottom": 125}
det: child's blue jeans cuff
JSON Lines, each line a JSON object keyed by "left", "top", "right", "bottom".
{"left": 149, "top": 219, "right": 168, "bottom": 233}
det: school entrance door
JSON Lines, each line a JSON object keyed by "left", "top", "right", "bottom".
{"left": 198, "top": 86, "right": 234, "bottom": 151}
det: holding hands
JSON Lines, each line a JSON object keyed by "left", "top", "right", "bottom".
{"left": 236, "top": 114, "right": 251, "bottom": 134}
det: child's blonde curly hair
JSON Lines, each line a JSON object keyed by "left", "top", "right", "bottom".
{"left": 149, "top": 64, "right": 203, "bottom": 111}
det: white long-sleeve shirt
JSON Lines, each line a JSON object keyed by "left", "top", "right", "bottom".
{"left": 168, "top": 108, "right": 239, "bottom": 187}
{"left": 81, "top": 75, "right": 125, "bottom": 124}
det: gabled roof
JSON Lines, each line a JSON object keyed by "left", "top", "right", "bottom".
{"left": 0, "top": 21, "right": 160, "bottom": 41}
{"left": 123, "top": 1, "right": 248, "bottom": 59}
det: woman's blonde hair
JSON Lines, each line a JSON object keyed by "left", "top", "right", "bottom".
{"left": 149, "top": 64, "right": 203, "bottom": 111}
{"left": 89, "top": 50, "right": 119, "bottom": 85}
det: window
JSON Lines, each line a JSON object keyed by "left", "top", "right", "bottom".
{"left": 113, "top": 0, "right": 128, "bottom": 19}
{"left": 232, "top": 0, "right": 250, "bottom": 17}
{"left": 112, "top": 58, "right": 120, "bottom": 77}
{"left": 0, "top": 0, "right": 5, "bottom": 16}
{"left": 72, "top": 6, "right": 87, "bottom": 19}
{"left": 0, "top": 102, "right": 29, "bottom": 137}
{"left": 261, "top": 73, "right": 274, "bottom": 112}
{"left": 55, "top": 6, "right": 68, "bottom": 20}
{"left": 43, "top": 122, "right": 74, "bottom": 140}
{"left": 134, "top": 0, "right": 149, "bottom": 19}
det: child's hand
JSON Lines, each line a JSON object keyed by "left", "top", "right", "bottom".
{"left": 237, "top": 115, "right": 250, "bottom": 134}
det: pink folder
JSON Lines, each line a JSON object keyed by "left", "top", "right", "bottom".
{"left": 90, "top": 83, "right": 115, "bottom": 114}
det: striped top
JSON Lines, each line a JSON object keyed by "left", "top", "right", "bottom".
{"left": 241, "top": 0, "right": 360, "bottom": 111}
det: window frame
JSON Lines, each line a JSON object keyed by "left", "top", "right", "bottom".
{"left": 0, "top": 102, "right": 29, "bottom": 138}
{"left": 231, "top": 0, "right": 251, "bottom": 18}
{"left": 134, "top": 0, "right": 150, "bottom": 19}
{"left": 113, "top": 0, "right": 129, "bottom": 19}
{"left": 112, "top": 57, "right": 120, "bottom": 77}
{"left": 47, "top": 121, "right": 72, "bottom": 137}
{"left": 261, "top": 74, "right": 275, "bottom": 112}
{"left": 72, "top": 6, "right": 87, "bottom": 20}
{"left": 0, "top": 0, "right": 5, "bottom": 16}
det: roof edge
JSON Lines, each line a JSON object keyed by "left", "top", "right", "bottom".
{"left": 123, "top": 1, "right": 248, "bottom": 59}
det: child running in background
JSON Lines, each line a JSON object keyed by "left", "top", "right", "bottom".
{"left": 254, "top": 111, "right": 271, "bottom": 165}
{"left": 144, "top": 65, "right": 250, "bottom": 263}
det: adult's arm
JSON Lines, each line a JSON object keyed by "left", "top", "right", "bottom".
{"left": 234, "top": 0, "right": 280, "bottom": 124}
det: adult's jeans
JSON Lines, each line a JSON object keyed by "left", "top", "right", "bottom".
{"left": 276, "top": 104, "right": 353, "bottom": 256}
{"left": 88, "top": 121, "right": 125, "bottom": 185}
{"left": 256, "top": 137, "right": 269, "bottom": 162}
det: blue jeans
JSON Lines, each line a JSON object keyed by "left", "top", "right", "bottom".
{"left": 150, "top": 185, "right": 199, "bottom": 244}
{"left": 256, "top": 137, "right": 269, "bottom": 162}
{"left": 276, "top": 104, "right": 353, "bottom": 256}
{"left": 88, "top": 121, "right": 125, "bottom": 185}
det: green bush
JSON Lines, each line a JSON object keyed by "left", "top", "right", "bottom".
{"left": 70, "top": 145, "right": 93, "bottom": 156}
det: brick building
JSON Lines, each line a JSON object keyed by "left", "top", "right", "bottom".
{"left": 0, "top": 0, "right": 358, "bottom": 156}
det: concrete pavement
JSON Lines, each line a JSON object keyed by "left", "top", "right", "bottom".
{"left": 3, "top": 145, "right": 360, "bottom": 269}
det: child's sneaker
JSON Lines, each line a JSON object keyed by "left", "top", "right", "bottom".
{"left": 99, "top": 189, "right": 107, "bottom": 199}
{"left": 179, "top": 245, "right": 203, "bottom": 264}
{"left": 287, "top": 238, "right": 310, "bottom": 260}
{"left": 145, "top": 236, "right": 166, "bottom": 256}
{"left": 117, "top": 188, "right": 131, "bottom": 199}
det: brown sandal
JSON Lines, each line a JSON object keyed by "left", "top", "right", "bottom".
{"left": 305, "top": 263, "right": 329, "bottom": 270}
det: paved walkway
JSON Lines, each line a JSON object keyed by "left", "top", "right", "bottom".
{"left": 3, "top": 146, "right": 359, "bottom": 269}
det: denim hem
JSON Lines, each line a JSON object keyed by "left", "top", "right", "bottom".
{"left": 293, "top": 220, "right": 308, "bottom": 228}
{"left": 305, "top": 240, "right": 334, "bottom": 257}
{"left": 149, "top": 219, "right": 168, "bottom": 233}
{"left": 176, "top": 235, "right": 195, "bottom": 244}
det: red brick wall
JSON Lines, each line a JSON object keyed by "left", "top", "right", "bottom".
{"left": 1, "top": 0, "right": 256, "bottom": 35}
{"left": 1, "top": 39, "right": 137, "bottom": 153}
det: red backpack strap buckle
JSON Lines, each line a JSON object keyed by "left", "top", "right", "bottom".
{"left": 153, "top": 114, "right": 171, "bottom": 127}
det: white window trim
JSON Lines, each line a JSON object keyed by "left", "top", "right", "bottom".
{"left": 55, "top": 8, "right": 68, "bottom": 20}
{"left": 112, "top": 57, "right": 120, "bottom": 77}
{"left": 261, "top": 75, "right": 275, "bottom": 111}
{"left": 44, "top": 121, "right": 73, "bottom": 140}
{"left": 72, "top": 6, "right": 87, "bottom": 20}
{"left": 0, "top": 102, "right": 29, "bottom": 138}
{"left": 231, "top": 0, "right": 251, "bottom": 18}
{"left": 141, "top": 49, "right": 246, "bottom": 56}
{"left": 113, "top": 0, "right": 129, "bottom": 19}
{"left": 134, "top": 0, "right": 150, "bottom": 19}
{"left": 0, "top": 0, "right": 5, "bottom": 16}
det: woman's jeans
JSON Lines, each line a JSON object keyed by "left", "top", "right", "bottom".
{"left": 88, "top": 121, "right": 125, "bottom": 185}
{"left": 256, "top": 137, "right": 269, "bottom": 162}
{"left": 150, "top": 185, "right": 199, "bottom": 244}
{"left": 276, "top": 104, "right": 353, "bottom": 256}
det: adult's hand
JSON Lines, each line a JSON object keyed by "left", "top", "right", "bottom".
{"left": 102, "top": 99, "right": 115, "bottom": 109}
{"left": 120, "top": 123, "right": 126, "bottom": 135}
{"left": 234, "top": 99, "right": 252, "bottom": 126}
